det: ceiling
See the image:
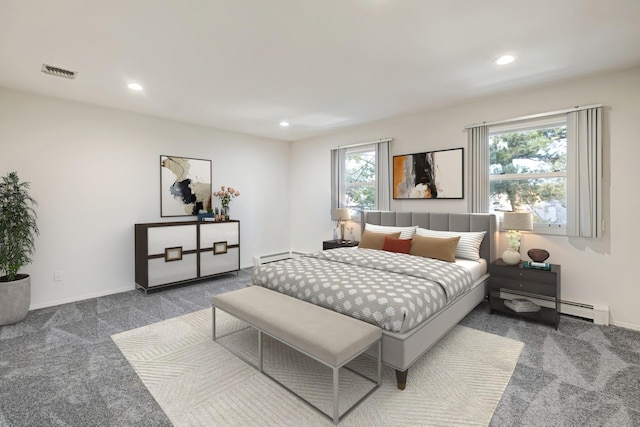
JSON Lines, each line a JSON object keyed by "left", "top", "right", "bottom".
{"left": 1, "top": 1, "right": 639, "bottom": 142}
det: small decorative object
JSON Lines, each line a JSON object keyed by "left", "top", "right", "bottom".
{"left": 393, "top": 148, "right": 464, "bottom": 199}
{"left": 528, "top": 248, "right": 550, "bottom": 263}
{"left": 502, "top": 248, "right": 522, "bottom": 266}
{"left": 213, "top": 186, "right": 240, "bottom": 221}
{"left": 332, "top": 208, "right": 351, "bottom": 242}
{"left": 160, "top": 155, "right": 212, "bottom": 217}
{"left": 0, "top": 172, "right": 39, "bottom": 325}
{"left": 501, "top": 211, "right": 533, "bottom": 265}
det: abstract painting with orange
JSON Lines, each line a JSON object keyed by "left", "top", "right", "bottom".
{"left": 393, "top": 148, "right": 463, "bottom": 199}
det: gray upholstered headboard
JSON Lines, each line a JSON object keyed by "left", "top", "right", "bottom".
{"left": 361, "top": 211, "right": 498, "bottom": 263}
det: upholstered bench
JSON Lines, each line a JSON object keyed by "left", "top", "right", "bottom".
{"left": 212, "top": 285, "right": 382, "bottom": 425}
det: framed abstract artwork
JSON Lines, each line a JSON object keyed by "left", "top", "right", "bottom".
{"left": 393, "top": 148, "right": 464, "bottom": 199}
{"left": 160, "top": 155, "right": 212, "bottom": 216}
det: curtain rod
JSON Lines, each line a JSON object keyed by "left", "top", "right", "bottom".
{"left": 334, "top": 138, "right": 392, "bottom": 150}
{"left": 464, "top": 104, "right": 603, "bottom": 130}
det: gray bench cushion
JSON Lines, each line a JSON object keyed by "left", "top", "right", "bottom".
{"left": 212, "top": 286, "right": 382, "bottom": 367}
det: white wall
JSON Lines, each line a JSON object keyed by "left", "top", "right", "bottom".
{"left": 290, "top": 67, "right": 640, "bottom": 330}
{"left": 0, "top": 88, "right": 291, "bottom": 309}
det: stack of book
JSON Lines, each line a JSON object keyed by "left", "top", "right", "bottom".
{"left": 504, "top": 298, "right": 540, "bottom": 312}
{"left": 522, "top": 261, "right": 551, "bottom": 270}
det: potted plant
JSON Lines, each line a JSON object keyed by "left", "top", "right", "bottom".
{"left": 0, "top": 172, "right": 39, "bottom": 325}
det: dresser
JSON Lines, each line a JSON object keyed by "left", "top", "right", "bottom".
{"left": 135, "top": 220, "right": 240, "bottom": 293}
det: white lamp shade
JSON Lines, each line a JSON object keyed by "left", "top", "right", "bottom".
{"left": 503, "top": 212, "right": 533, "bottom": 231}
{"left": 332, "top": 208, "right": 351, "bottom": 221}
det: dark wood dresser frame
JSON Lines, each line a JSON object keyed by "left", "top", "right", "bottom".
{"left": 135, "top": 220, "right": 240, "bottom": 294}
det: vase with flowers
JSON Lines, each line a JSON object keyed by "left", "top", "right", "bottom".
{"left": 213, "top": 186, "right": 240, "bottom": 220}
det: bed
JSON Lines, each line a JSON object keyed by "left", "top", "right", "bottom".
{"left": 252, "top": 211, "right": 498, "bottom": 389}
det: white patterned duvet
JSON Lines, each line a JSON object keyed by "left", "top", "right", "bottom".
{"left": 251, "top": 248, "right": 474, "bottom": 333}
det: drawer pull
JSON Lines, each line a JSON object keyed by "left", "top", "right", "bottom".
{"left": 213, "top": 241, "right": 228, "bottom": 255}
{"left": 165, "top": 246, "right": 183, "bottom": 262}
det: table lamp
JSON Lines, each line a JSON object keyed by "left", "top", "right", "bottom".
{"left": 332, "top": 208, "right": 351, "bottom": 242}
{"left": 502, "top": 211, "right": 533, "bottom": 265}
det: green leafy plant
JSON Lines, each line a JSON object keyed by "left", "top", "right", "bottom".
{"left": 0, "top": 172, "right": 39, "bottom": 282}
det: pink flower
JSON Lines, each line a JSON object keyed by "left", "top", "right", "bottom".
{"left": 220, "top": 186, "right": 225, "bottom": 191}
{"left": 235, "top": 191, "right": 240, "bottom": 196}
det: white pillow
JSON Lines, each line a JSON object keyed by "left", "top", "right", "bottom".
{"left": 415, "top": 227, "right": 486, "bottom": 261}
{"left": 365, "top": 223, "right": 416, "bottom": 240}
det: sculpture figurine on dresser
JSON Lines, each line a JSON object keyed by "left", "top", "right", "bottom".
{"left": 213, "top": 186, "right": 240, "bottom": 221}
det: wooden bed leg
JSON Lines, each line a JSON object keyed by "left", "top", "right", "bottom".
{"left": 395, "top": 369, "right": 408, "bottom": 390}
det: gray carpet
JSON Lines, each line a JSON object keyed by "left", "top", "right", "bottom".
{"left": 1, "top": 269, "right": 640, "bottom": 426}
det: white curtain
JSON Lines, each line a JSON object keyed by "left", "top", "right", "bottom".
{"left": 467, "top": 125, "right": 489, "bottom": 213}
{"left": 566, "top": 107, "right": 603, "bottom": 237}
{"left": 375, "top": 139, "right": 391, "bottom": 211}
{"left": 330, "top": 147, "right": 346, "bottom": 217}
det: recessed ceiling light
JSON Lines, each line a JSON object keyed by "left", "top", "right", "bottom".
{"left": 279, "top": 121, "right": 290, "bottom": 127}
{"left": 495, "top": 55, "right": 516, "bottom": 65}
{"left": 128, "top": 83, "right": 144, "bottom": 91}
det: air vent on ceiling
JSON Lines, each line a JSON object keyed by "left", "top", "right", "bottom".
{"left": 41, "top": 64, "right": 77, "bottom": 79}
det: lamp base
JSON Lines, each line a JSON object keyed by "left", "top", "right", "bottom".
{"left": 502, "top": 248, "right": 521, "bottom": 265}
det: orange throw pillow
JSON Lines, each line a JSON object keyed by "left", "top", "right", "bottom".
{"left": 358, "top": 230, "right": 401, "bottom": 250}
{"left": 382, "top": 236, "right": 412, "bottom": 254}
{"left": 410, "top": 234, "right": 460, "bottom": 262}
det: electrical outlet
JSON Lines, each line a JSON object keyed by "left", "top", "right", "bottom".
{"left": 53, "top": 271, "right": 63, "bottom": 282}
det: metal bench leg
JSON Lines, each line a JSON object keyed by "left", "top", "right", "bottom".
{"left": 258, "top": 330, "right": 263, "bottom": 372}
{"left": 333, "top": 366, "right": 339, "bottom": 424}
{"left": 212, "top": 306, "right": 217, "bottom": 341}
{"left": 377, "top": 340, "right": 382, "bottom": 386}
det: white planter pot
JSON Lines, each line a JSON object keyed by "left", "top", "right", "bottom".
{"left": 0, "top": 275, "right": 31, "bottom": 325}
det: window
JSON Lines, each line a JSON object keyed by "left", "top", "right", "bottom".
{"left": 469, "top": 106, "right": 602, "bottom": 238}
{"left": 331, "top": 139, "right": 391, "bottom": 221}
{"left": 489, "top": 119, "right": 567, "bottom": 232}
{"left": 345, "top": 146, "right": 376, "bottom": 215}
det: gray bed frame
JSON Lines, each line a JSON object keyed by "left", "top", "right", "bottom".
{"left": 361, "top": 211, "right": 498, "bottom": 390}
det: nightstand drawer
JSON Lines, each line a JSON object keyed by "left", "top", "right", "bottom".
{"left": 491, "top": 265, "right": 558, "bottom": 284}
{"left": 490, "top": 276, "right": 557, "bottom": 297}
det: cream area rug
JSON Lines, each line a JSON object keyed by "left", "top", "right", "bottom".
{"left": 111, "top": 308, "right": 524, "bottom": 426}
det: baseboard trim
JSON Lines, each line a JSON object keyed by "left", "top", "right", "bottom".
{"left": 610, "top": 320, "right": 640, "bottom": 332}
{"left": 29, "top": 286, "right": 133, "bottom": 310}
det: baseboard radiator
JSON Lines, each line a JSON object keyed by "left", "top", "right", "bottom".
{"left": 253, "top": 251, "right": 307, "bottom": 267}
{"left": 500, "top": 290, "right": 609, "bottom": 326}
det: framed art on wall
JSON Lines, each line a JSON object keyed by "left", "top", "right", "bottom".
{"left": 160, "top": 155, "right": 212, "bottom": 216}
{"left": 393, "top": 148, "right": 464, "bottom": 199}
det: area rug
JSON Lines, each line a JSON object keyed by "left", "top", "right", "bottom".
{"left": 112, "top": 308, "right": 524, "bottom": 426}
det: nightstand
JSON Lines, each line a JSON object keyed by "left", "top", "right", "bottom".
{"left": 322, "top": 240, "right": 359, "bottom": 250}
{"left": 489, "top": 259, "right": 561, "bottom": 329}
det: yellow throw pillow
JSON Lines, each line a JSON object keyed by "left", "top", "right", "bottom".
{"left": 358, "top": 230, "right": 401, "bottom": 250}
{"left": 409, "top": 234, "right": 460, "bottom": 262}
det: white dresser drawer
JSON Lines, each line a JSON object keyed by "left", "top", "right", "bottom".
{"left": 147, "top": 224, "right": 197, "bottom": 255}
{"left": 199, "top": 222, "right": 239, "bottom": 249}
{"left": 200, "top": 247, "right": 239, "bottom": 276}
{"left": 147, "top": 253, "right": 198, "bottom": 287}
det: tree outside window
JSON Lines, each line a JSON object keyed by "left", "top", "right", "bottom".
{"left": 489, "top": 123, "right": 567, "bottom": 227}
{"left": 345, "top": 147, "right": 375, "bottom": 217}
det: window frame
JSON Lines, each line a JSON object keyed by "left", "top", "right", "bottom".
{"left": 343, "top": 144, "right": 377, "bottom": 222}
{"left": 488, "top": 117, "right": 568, "bottom": 235}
